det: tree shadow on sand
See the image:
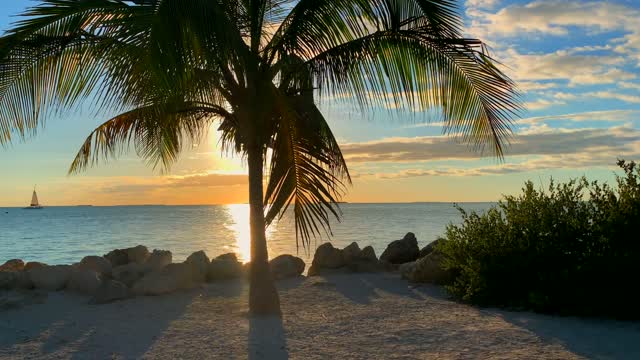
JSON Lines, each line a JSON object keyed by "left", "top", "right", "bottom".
{"left": 248, "top": 315, "right": 289, "bottom": 360}
{"left": 0, "top": 280, "right": 246, "bottom": 359}
{"left": 316, "top": 272, "right": 427, "bottom": 304}
{"left": 494, "top": 310, "right": 640, "bottom": 359}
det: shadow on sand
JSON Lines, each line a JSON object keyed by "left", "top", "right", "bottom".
{"left": 248, "top": 315, "right": 289, "bottom": 360}
{"left": 495, "top": 310, "right": 640, "bottom": 359}
{"left": 0, "top": 280, "right": 246, "bottom": 359}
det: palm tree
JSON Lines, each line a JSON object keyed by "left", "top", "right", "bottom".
{"left": 0, "top": 0, "right": 519, "bottom": 315}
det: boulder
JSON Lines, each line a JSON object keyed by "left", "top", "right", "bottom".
{"left": 90, "top": 280, "right": 129, "bottom": 304}
{"left": 185, "top": 250, "right": 209, "bottom": 277}
{"left": 0, "top": 259, "right": 24, "bottom": 272}
{"left": 207, "top": 257, "right": 243, "bottom": 282}
{"left": 270, "top": 255, "right": 305, "bottom": 279}
{"left": 67, "top": 269, "right": 103, "bottom": 295}
{"left": 399, "top": 261, "right": 417, "bottom": 280}
{"left": 15, "top": 271, "right": 34, "bottom": 289}
{"left": 0, "top": 271, "right": 17, "bottom": 290}
{"left": 405, "top": 252, "right": 453, "bottom": 284}
{"left": 29, "top": 265, "right": 73, "bottom": 291}
{"left": 380, "top": 232, "right": 420, "bottom": 264}
{"left": 419, "top": 238, "right": 445, "bottom": 259}
{"left": 132, "top": 263, "right": 201, "bottom": 296}
{"left": 146, "top": 250, "right": 172, "bottom": 270}
{"left": 112, "top": 263, "right": 149, "bottom": 288}
{"left": 345, "top": 245, "right": 383, "bottom": 273}
{"left": 24, "top": 262, "right": 47, "bottom": 271}
{"left": 126, "top": 245, "right": 150, "bottom": 264}
{"left": 104, "top": 249, "right": 129, "bottom": 267}
{"left": 215, "top": 253, "right": 239, "bottom": 262}
{"left": 342, "top": 242, "right": 361, "bottom": 264}
{"left": 78, "top": 256, "right": 112, "bottom": 275}
{"left": 311, "top": 243, "right": 345, "bottom": 269}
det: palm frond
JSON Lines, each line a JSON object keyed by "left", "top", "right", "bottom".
{"left": 264, "top": 85, "right": 350, "bottom": 250}
{"left": 69, "top": 101, "right": 230, "bottom": 173}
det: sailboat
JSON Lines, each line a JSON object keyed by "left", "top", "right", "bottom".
{"left": 24, "top": 187, "right": 43, "bottom": 209}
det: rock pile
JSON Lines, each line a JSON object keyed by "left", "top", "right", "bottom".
{"left": 307, "top": 242, "right": 383, "bottom": 276}
{"left": 1, "top": 246, "right": 307, "bottom": 305}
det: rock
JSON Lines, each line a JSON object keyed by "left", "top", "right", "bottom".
{"left": 0, "top": 271, "right": 17, "bottom": 290}
{"left": 0, "top": 259, "right": 24, "bottom": 272}
{"left": 90, "top": 280, "right": 129, "bottom": 304}
{"left": 126, "top": 245, "right": 150, "bottom": 264}
{"left": 104, "top": 249, "right": 128, "bottom": 267}
{"left": 345, "top": 245, "right": 383, "bottom": 273}
{"left": 342, "top": 242, "right": 361, "bottom": 264}
{"left": 112, "top": 263, "right": 149, "bottom": 287}
{"left": 360, "top": 246, "right": 378, "bottom": 262}
{"left": 24, "top": 262, "right": 47, "bottom": 271}
{"left": 132, "top": 263, "right": 201, "bottom": 295}
{"left": 270, "top": 255, "right": 305, "bottom": 279}
{"left": 311, "top": 243, "right": 345, "bottom": 269}
{"left": 15, "top": 271, "right": 34, "bottom": 289}
{"left": 146, "top": 250, "right": 172, "bottom": 271}
{"left": 380, "top": 232, "right": 420, "bottom": 264}
{"left": 67, "top": 269, "right": 103, "bottom": 295}
{"left": 185, "top": 250, "right": 209, "bottom": 277}
{"left": 399, "top": 261, "right": 417, "bottom": 280}
{"left": 29, "top": 265, "right": 73, "bottom": 291}
{"left": 207, "top": 258, "right": 243, "bottom": 282}
{"left": 406, "top": 252, "right": 453, "bottom": 284}
{"left": 78, "top": 256, "right": 112, "bottom": 275}
{"left": 419, "top": 238, "right": 445, "bottom": 259}
{"left": 215, "top": 253, "right": 239, "bottom": 262}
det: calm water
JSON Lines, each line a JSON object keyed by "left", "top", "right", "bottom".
{"left": 0, "top": 203, "right": 491, "bottom": 265}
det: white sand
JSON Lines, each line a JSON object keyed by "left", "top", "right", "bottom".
{"left": 1, "top": 273, "right": 639, "bottom": 359}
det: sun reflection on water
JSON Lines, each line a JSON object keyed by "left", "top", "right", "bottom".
{"left": 225, "top": 204, "right": 274, "bottom": 263}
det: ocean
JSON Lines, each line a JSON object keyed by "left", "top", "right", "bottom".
{"left": 0, "top": 203, "right": 491, "bottom": 265}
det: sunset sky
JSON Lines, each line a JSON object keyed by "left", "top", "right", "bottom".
{"left": 1, "top": 0, "right": 639, "bottom": 206}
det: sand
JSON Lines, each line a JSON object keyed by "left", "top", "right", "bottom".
{"left": 1, "top": 273, "right": 639, "bottom": 359}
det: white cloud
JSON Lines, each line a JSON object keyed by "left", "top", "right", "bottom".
{"left": 517, "top": 110, "right": 640, "bottom": 125}
{"left": 341, "top": 125, "right": 640, "bottom": 164}
{"left": 523, "top": 98, "right": 564, "bottom": 110}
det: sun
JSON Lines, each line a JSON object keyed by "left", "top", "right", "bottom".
{"left": 225, "top": 204, "right": 275, "bottom": 263}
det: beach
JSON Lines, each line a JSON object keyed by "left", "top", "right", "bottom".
{"left": 2, "top": 272, "right": 639, "bottom": 360}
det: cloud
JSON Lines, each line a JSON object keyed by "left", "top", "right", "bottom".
{"left": 517, "top": 110, "right": 640, "bottom": 125}
{"left": 341, "top": 125, "right": 640, "bottom": 164}
{"left": 101, "top": 173, "right": 247, "bottom": 194}
{"left": 523, "top": 98, "right": 564, "bottom": 110}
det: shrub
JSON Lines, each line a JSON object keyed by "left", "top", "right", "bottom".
{"left": 439, "top": 160, "right": 640, "bottom": 319}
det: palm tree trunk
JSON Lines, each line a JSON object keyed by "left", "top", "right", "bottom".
{"left": 247, "top": 144, "right": 282, "bottom": 316}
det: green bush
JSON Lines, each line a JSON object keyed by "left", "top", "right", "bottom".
{"left": 439, "top": 160, "right": 640, "bottom": 319}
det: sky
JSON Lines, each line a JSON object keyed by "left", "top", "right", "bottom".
{"left": 0, "top": 0, "right": 639, "bottom": 206}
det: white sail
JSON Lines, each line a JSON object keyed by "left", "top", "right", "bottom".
{"left": 31, "top": 190, "right": 39, "bottom": 207}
